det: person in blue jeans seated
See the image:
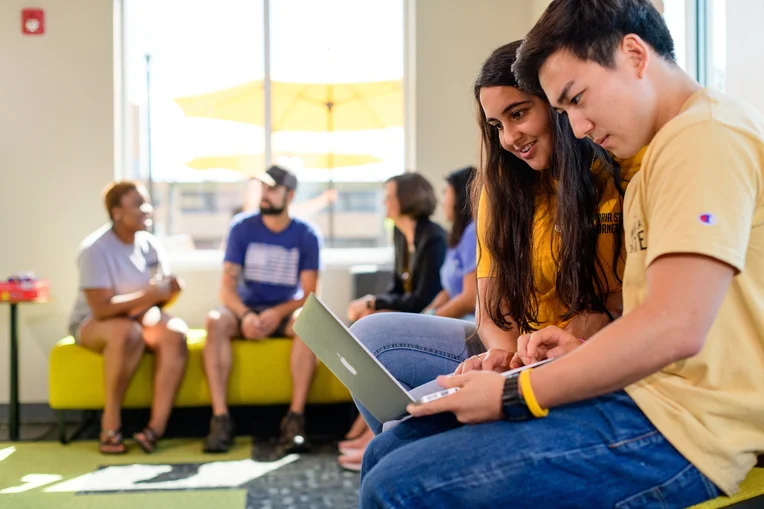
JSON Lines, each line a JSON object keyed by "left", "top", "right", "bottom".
{"left": 69, "top": 181, "right": 188, "bottom": 455}
{"left": 356, "top": 1, "right": 764, "bottom": 507}
{"left": 421, "top": 166, "right": 478, "bottom": 321}
{"left": 346, "top": 172, "right": 447, "bottom": 322}
{"left": 202, "top": 165, "right": 321, "bottom": 454}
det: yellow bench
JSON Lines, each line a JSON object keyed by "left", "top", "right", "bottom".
{"left": 49, "top": 329, "right": 352, "bottom": 442}
{"left": 690, "top": 467, "right": 764, "bottom": 508}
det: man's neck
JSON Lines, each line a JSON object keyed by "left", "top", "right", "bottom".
{"left": 261, "top": 212, "right": 292, "bottom": 233}
{"left": 112, "top": 223, "right": 136, "bottom": 244}
{"left": 395, "top": 216, "right": 418, "bottom": 248}
{"left": 651, "top": 63, "right": 703, "bottom": 136}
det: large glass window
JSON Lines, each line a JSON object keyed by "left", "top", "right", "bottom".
{"left": 704, "top": 0, "right": 764, "bottom": 113}
{"left": 123, "top": 0, "right": 404, "bottom": 250}
{"left": 662, "top": 0, "right": 690, "bottom": 72}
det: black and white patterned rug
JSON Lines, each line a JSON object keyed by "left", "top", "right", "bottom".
{"left": 245, "top": 443, "right": 360, "bottom": 509}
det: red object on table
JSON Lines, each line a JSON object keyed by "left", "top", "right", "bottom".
{"left": 0, "top": 280, "right": 49, "bottom": 302}
{"left": 21, "top": 9, "right": 45, "bottom": 35}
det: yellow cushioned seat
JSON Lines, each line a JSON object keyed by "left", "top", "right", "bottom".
{"left": 49, "top": 329, "right": 351, "bottom": 410}
{"left": 689, "top": 468, "right": 764, "bottom": 508}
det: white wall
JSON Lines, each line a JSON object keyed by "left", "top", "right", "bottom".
{"left": 0, "top": 0, "right": 536, "bottom": 404}
{"left": 411, "top": 0, "right": 533, "bottom": 223}
{"left": 0, "top": 0, "right": 115, "bottom": 405}
{"left": 724, "top": 0, "right": 764, "bottom": 113}
{"left": 532, "top": 0, "right": 552, "bottom": 22}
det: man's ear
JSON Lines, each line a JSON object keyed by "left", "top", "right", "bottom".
{"left": 621, "top": 34, "right": 651, "bottom": 79}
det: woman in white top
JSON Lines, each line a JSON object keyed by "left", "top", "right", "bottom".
{"left": 69, "top": 181, "right": 188, "bottom": 454}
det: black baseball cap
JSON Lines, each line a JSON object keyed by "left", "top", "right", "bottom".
{"left": 255, "top": 165, "right": 298, "bottom": 191}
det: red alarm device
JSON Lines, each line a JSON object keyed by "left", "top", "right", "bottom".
{"left": 22, "top": 9, "right": 45, "bottom": 35}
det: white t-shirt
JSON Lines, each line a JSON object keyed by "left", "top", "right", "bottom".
{"left": 68, "top": 225, "right": 168, "bottom": 336}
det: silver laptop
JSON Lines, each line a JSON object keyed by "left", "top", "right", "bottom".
{"left": 292, "top": 293, "right": 445, "bottom": 423}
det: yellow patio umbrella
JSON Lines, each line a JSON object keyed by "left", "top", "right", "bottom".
{"left": 186, "top": 153, "right": 381, "bottom": 174}
{"left": 175, "top": 79, "right": 402, "bottom": 241}
{"left": 173, "top": 80, "right": 403, "bottom": 131}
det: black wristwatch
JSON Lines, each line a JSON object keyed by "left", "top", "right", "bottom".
{"left": 502, "top": 374, "right": 532, "bottom": 422}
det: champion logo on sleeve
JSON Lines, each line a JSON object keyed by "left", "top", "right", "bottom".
{"left": 699, "top": 213, "right": 718, "bottom": 226}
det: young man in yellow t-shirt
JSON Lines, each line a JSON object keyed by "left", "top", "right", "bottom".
{"left": 357, "top": 1, "right": 764, "bottom": 507}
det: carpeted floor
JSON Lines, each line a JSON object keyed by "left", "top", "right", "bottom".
{"left": 0, "top": 438, "right": 360, "bottom": 509}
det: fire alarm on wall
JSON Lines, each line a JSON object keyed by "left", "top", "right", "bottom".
{"left": 22, "top": 9, "right": 45, "bottom": 35}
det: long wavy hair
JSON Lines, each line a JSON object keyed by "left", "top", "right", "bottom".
{"left": 445, "top": 166, "right": 476, "bottom": 248}
{"left": 473, "top": 41, "right": 622, "bottom": 333}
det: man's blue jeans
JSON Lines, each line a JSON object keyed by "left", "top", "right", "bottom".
{"left": 349, "top": 313, "right": 720, "bottom": 509}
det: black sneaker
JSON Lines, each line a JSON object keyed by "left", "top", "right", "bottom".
{"left": 203, "top": 414, "right": 235, "bottom": 453}
{"left": 278, "top": 411, "right": 310, "bottom": 453}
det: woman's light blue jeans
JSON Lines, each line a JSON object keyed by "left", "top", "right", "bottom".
{"left": 349, "top": 312, "right": 720, "bottom": 509}
{"left": 349, "top": 312, "right": 475, "bottom": 435}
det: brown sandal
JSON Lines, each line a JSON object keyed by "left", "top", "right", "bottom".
{"left": 133, "top": 427, "right": 159, "bottom": 453}
{"left": 100, "top": 430, "right": 126, "bottom": 454}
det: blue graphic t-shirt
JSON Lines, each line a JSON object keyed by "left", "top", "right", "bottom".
{"left": 224, "top": 213, "right": 321, "bottom": 308}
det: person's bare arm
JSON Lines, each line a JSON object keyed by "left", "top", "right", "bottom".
{"left": 435, "top": 272, "right": 477, "bottom": 319}
{"left": 529, "top": 254, "right": 734, "bottom": 409}
{"left": 258, "top": 270, "right": 318, "bottom": 336}
{"left": 219, "top": 262, "right": 249, "bottom": 319}
{"left": 269, "top": 270, "right": 318, "bottom": 319}
{"left": 423, "top": 290, "right": 450, "bottom": 313}
{"left": 85, "top": 282, "right": 168, "bottom": 320}
{"left": 475, "top": 277, "right": 520, "bottom": 350}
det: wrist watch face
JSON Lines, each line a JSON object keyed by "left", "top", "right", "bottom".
{"left": 503, "top": 401, "right": 532, "bottom": 421}
{"left": 503, "top": 376, "right": 532, "bottom": 422}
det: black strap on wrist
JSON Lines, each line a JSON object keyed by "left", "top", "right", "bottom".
{"left": 502, "top": 374, "right": 532, "bottom": 422}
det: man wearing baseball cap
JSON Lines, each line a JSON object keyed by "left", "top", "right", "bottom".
{"left": 202, "top": 165, "right": 322, "bottom": 455}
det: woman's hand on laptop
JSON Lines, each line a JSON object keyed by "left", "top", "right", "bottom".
{"left": 510, "top": 326, "right": 582, "bottom": 369}
{"left": 406, "top": 371, "right": 504, "bottom": 424}
{"left": 455, "top": 349, "right": 514, "bottom": 374}
{"left": 454, "top": 353, "right": 486, "bottom": 374}
{"left": 481, "top": 349, "right": 514, "bottom": 372}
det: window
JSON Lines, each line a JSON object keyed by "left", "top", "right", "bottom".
{"left": 122, "top": 0, "right": 404, "bottom": 251}
{"left": 662, "top": 0, "right": 690, "bottom": 73}
{"left": 703, "top": 0, "right": 764, "bottom": 113}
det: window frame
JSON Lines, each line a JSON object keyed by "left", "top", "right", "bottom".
{"left": 114, "top": 0, "right": 409, "bottom": 262}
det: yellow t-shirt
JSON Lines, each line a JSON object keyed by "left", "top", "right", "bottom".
{"left": 476, "top": 150, "right": 644, "bottom": 330}
{"left": 622, "top": 89, "right": 764, "bottom": 496}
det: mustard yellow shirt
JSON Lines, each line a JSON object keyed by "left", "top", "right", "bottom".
{"left": 476, "top": 151, "right": 644, "bottom": 330}
{"left": 623, "top": 89, "right": 764, "bottom": 496}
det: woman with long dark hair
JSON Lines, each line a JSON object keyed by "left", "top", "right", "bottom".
{"left": 344, "top": 40, "right": 644, "bottom": 465}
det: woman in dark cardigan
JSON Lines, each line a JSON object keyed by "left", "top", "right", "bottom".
{"left": 347, "top": 172, "right": 447, "bottom": 321}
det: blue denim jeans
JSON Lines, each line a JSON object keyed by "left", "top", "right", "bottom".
{"left": 351, "top": 313, "right": 720, "bottom": 509}
{"left": 349, "top": 313, "right": 475, "bottom": 434}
